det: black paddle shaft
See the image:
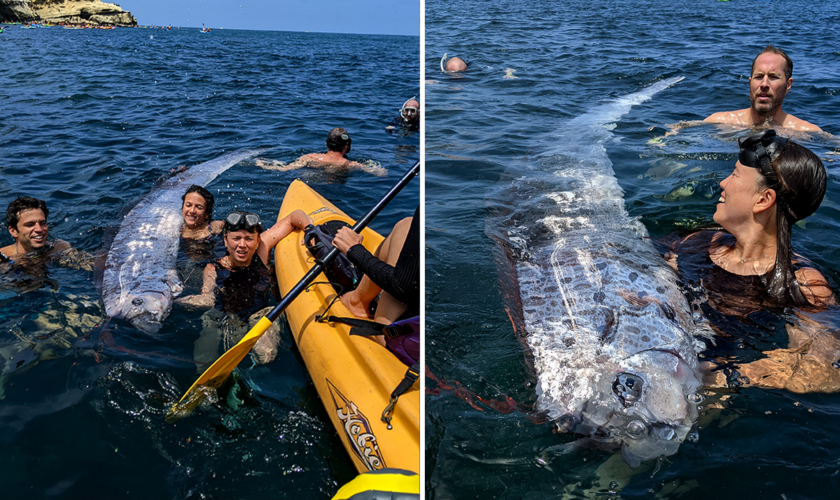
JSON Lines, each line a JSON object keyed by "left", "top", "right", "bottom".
{"left": 266, "top": 161, "right": 420, "bottom": 323}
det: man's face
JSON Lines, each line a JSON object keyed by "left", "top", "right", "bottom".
{"left": 401, "top": 100, "right": 420, "bottom": 123}
{"left": 749, "top": 53, "right": 792, "bottom": 117}
{"left": 9, "top": 208, "right": 49, "bottom": 253}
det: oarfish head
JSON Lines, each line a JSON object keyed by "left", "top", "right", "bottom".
{"left": 558, "top": 348, "right": 702, "bottom": 468}
{"left": 108, "top": 277, "right": 182, "bottom": 334}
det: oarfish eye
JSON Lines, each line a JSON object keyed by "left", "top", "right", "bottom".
{"left": 626, "top": 420, "right": 648, "bottom": 439}
{"left": 613, "top": 373, "right": 644, "bottom": 407}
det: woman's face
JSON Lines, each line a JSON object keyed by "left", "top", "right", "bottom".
{"left": 182, "top": 193, "right": 209, "bottom": 229}
{"left": 713, "top": 160, "right": 766, "bottom": 229}
{"left": 224, "top": 229, "right": 260, "bottom": 267}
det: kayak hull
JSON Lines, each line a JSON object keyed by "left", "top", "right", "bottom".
{"left": 275, "top": 179, "right": 420, "bottom": 474}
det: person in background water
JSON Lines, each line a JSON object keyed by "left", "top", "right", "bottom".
{"left": 0, "top": 196, "right": 92, "bottom": 271}
{"left": 386, "top": 97, "right": 420, "bottom": 133}
{"left": 440, "top": 53, "right": 467, "bottom": 73}
{"left": 177, "top": 209, "right": 313, "bottom": 368}
{"left": 664, "top": 131, "right": 838, "bottom": 393}
{"left": 256, "top": 128, "right": 386, "bottom": 176}
{"left": 705, "top": 45, "right": 821, "bottom": 132}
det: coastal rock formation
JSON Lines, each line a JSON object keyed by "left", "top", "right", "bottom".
{"left": 0, "top": 0, "right": 137, "bottom": 26}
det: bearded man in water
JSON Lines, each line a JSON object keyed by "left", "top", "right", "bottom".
{"left": 704, "top": 45, "right": 821, "bottom": 132}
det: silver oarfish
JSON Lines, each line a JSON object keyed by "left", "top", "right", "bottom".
{"left": 101, "top": 149, "right": 262, "bottom": 333}
{"left": 489, "top": 77, "right": 709, "bottom": 467}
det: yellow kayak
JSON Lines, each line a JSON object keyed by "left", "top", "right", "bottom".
{"left": 275, "top": 179, "right": 420, "bottom": 474}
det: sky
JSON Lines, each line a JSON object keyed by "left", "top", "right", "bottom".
{"left": 121, "top": 0, "right": 420, "bottom": 36}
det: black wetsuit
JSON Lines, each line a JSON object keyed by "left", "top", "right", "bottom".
{"left": 211, "top": 257, "right": 274, "bottom": 319}
{"left": 386, "top": 117, "right": 420, "bottom": 133}
{"left": 346, "top": 206, "right": 420, "bottom": 315}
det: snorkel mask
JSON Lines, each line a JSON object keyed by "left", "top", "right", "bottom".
{"left": 224, "top": 211, "right": 263, "bottom": 233}
{"left": 400, "top": 97, "right": 419, "bottom": 122}
{"left": 738, "top": 129, "right": 788, "bottom": 178}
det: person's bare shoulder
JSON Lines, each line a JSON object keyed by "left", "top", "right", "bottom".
{"left": 782, "top": 114, "right": 823, "bottom": 133}
{"left": 704, "top": 109, "right": 749, "bottom": 124}
{"left": 795, "top": 267, "right": 835, "bottom": 307}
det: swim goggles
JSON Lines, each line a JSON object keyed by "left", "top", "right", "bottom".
{"left": 225, "top": 211, "right": 262, "bottom": 232}
{"left": 738, "top": 129, "right": 788, "bottom": 177}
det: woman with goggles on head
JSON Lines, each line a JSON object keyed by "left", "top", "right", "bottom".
{"left": 176, "top": 208, "right": 313, "bottom": 367}
{"left": 666, "top": 130, "right": 838, "bottom": 392}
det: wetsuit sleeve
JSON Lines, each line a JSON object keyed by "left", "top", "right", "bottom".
{"left": 346, "top": 206, "right": 420, "bottom": 307}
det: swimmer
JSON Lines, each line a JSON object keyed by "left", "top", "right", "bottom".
{"left": 386, "top": 97, "right": 420, "bottom": 132}
{"left": 0, "top": 196, "right": 92, "bottom": 271}
{"left": 705, "top": 45, "right": 821, "bottom": 132}
{"left": 176, "top": 209, "right": 313, "bottom": 311}
{"left": 176, "top": 209, "right": 313, "bottom": 367}
{"left": 181, "top": 185, "right": 223, "bottom": 240}
{"left": 256, "top": 128, "right": 386, "bottom": 176}
{"left": 440, "top": 53, "right": 467, "bottom": 73}
{"left": 654, "top": 45, "right": 823, "bottom": 142}
{"left": 665, "top": 131, "right": 839, "bottom": 392}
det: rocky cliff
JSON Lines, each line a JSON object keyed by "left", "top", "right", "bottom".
{"left": 0, "top": 0, "right": 137, "bottom": 26}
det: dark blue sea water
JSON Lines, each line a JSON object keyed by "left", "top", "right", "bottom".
{"left": 0, "top": 25, "right": 419, "bottom": 499}
{"left": 425, "top": 0, "right": 840, "bottom": 498}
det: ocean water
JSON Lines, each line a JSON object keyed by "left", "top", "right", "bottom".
{"left": 425, "top": 0, "right": 840, "bottom": 499}
{"left": 0, "top": 25, "right": 419, "bottom": 499}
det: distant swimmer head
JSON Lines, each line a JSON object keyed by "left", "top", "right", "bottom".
{"left": 181, "top": 185, "right": 215, "bottom": 228}
{"left": 326, "top": 127, "right": 352, "bottom": 154}
{"left": 440, "top": 53, "right": 467, "bottom": 73}
{"left": 400, "top": 97, "right": 420, "bottom": 123}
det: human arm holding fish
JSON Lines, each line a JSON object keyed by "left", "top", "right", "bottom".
{"left": 256, "top": 209, "right": 313, "bottom": 266}
{"left": 174, "top": 263, "right": 218, "bottom": 309}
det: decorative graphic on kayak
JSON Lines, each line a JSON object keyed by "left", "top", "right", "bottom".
{"left": 309, "top": 206, "right": 338, "bottom": 217}
{"left": 327, "top": 379, "right": 386, "bottom": 471}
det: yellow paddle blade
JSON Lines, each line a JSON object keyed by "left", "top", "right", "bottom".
{"left": 167, "top": 316, "right": 274, "bottom": 420}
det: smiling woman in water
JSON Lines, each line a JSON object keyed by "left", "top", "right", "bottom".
{"left": 666, "top": 130, "right": 838, "bottom": 392}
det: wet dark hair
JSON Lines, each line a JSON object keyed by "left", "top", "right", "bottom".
{"left": 6, "top": 196, "right": 49, "bottom": 230}
{"left": 752, "top": 139, "right": 826, "bottom": 306}
{"left": 751, "top": 44, "right": 793, "bottom": 80}
{"left": 326, "top": 127, "right": 352, "bottom": 153}
{"left": 182, "top": 185, "right": 215, "bottom": 219}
